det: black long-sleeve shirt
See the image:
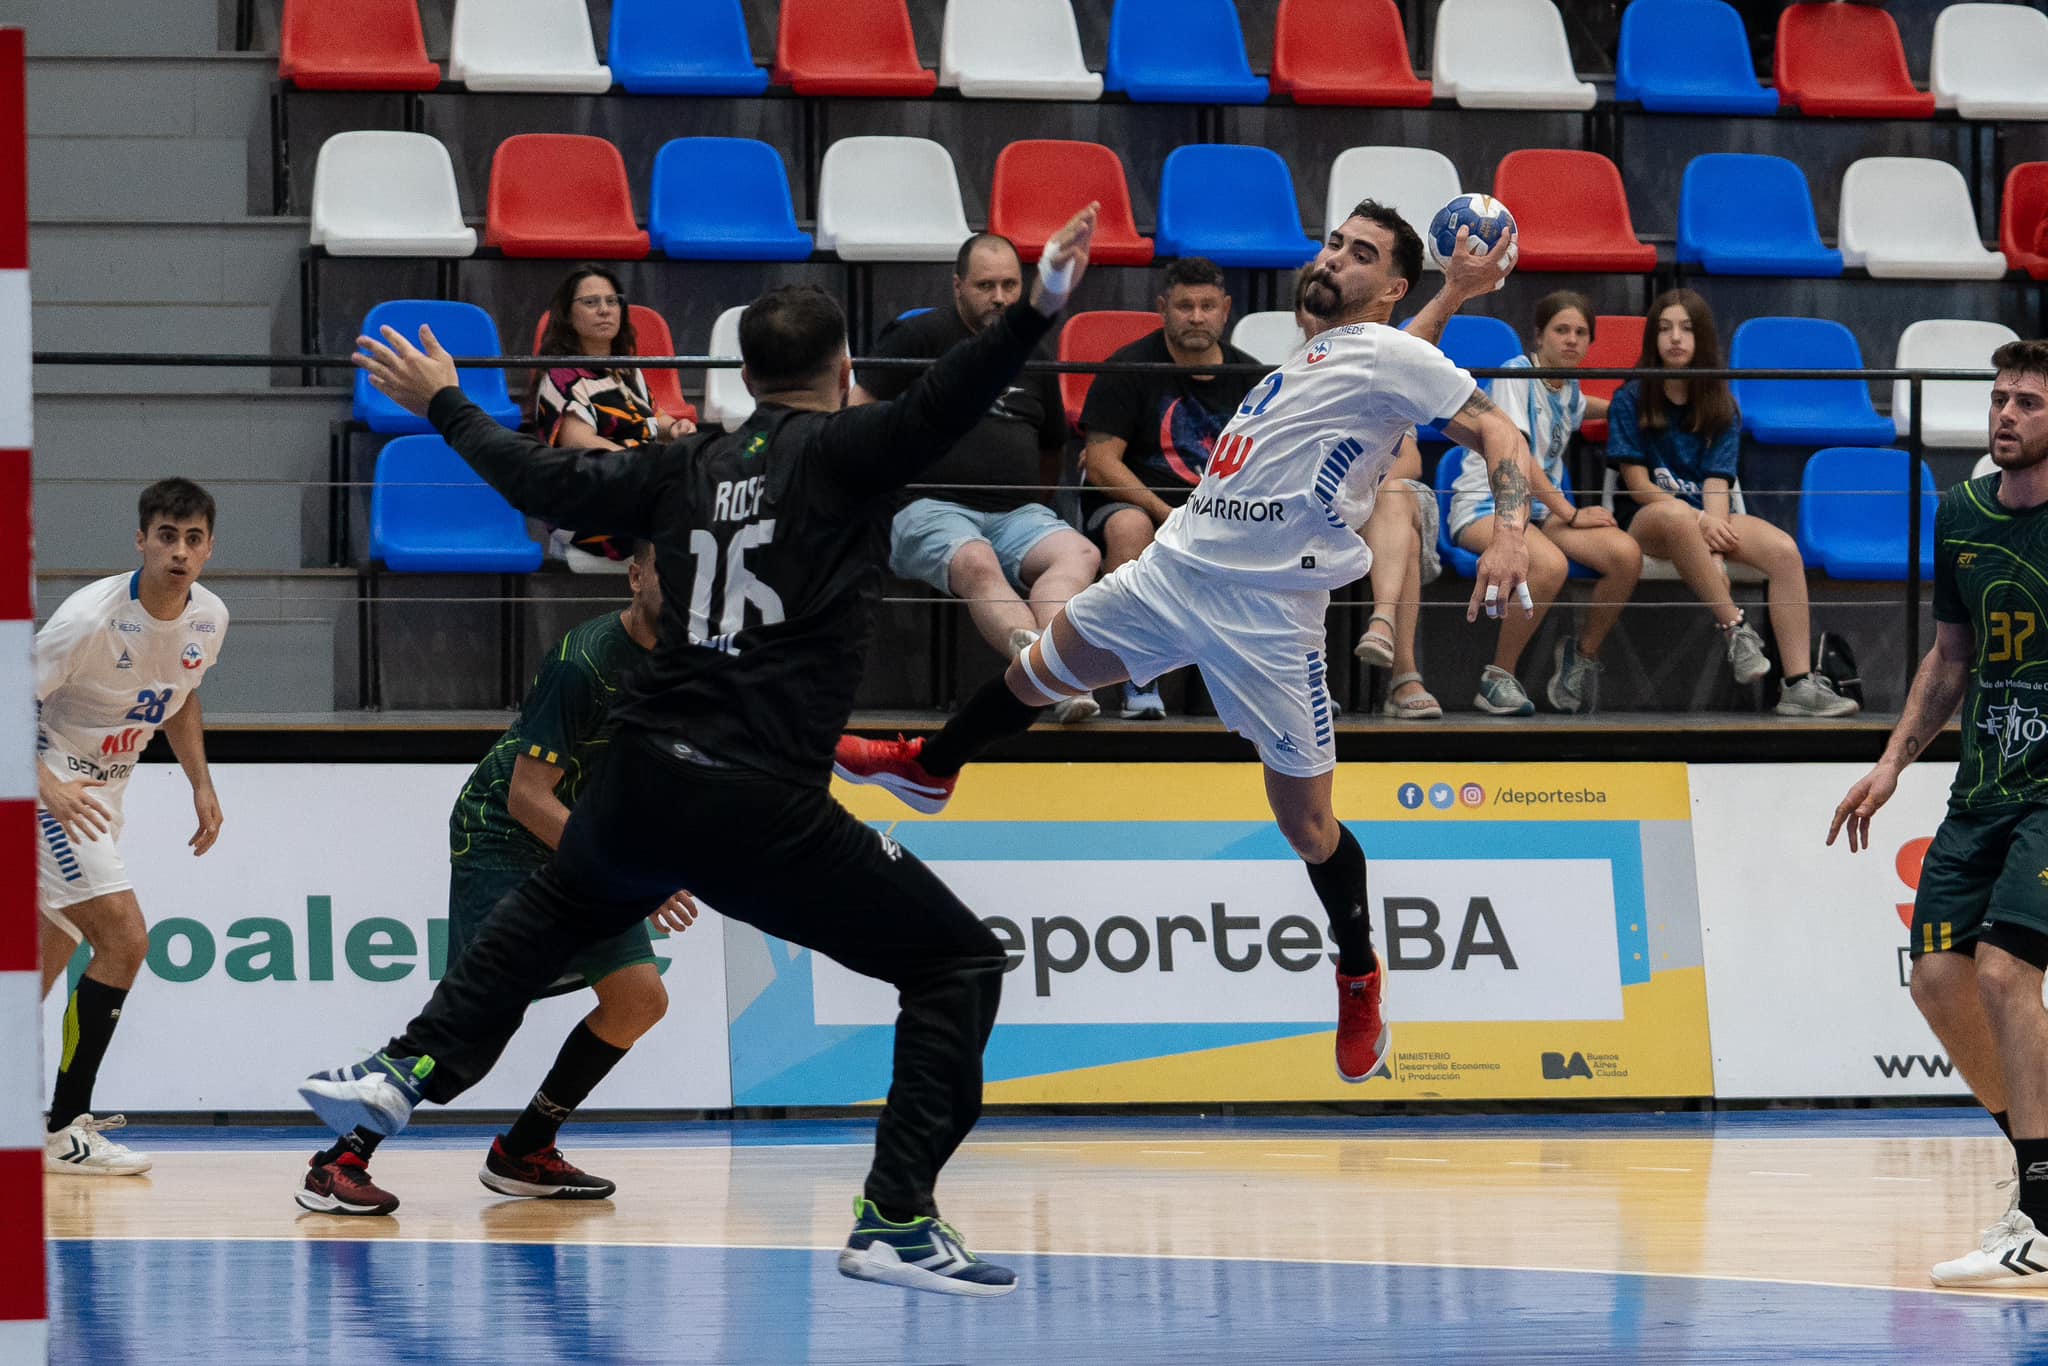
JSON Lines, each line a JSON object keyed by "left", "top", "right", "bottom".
{"left": 427, "top": 300, "right": 1056, "bottom": 785}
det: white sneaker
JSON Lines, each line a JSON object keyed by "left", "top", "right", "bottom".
{"left": 1933, "top": 1209, "right": 2048, "bottom": 1286}
{"left": 1051, "top": 693, "right": 1099, "bottom": 724}
{"left": 1722, "top": 619, "right": 1770, "bottom": 685}
{"left": 1775, "top": 673, "right": 1860, "bottom": 717}
{"left": 45, "top": 1113, "right": 152, "bottom": 1176}
{"left": 1006, "top": 628, "right": 1039, "bottom": 660}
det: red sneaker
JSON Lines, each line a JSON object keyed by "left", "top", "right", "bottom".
{"left": 295, "top": 1149, "right": 399, "bottom": 1216}
{"left": 1335, "top": 969, "right": 1391, "bottom": 1083}
{"left": 832, "top": 734, "right": 955, "bottom": 814}
{"left": 479, "top": 1137, "right": 617, "bottom": 1200}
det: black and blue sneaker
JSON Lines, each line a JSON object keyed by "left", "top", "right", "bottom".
{"left": 298, "top": 1052, "right": 434, "bottom": 1138}
{"left": 836, "top": 1197, "right": 1018, "bottom": 1298}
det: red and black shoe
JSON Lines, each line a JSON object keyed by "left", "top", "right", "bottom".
{"left": 1335, "top": 968, "right": 1392, "bottom": 1083}
{"left": 832, "top": 734, "right": 955, "bottom": 814}
{"left": 295, "top": 1150, "right": 400, "bottom": 1216}
{"left": 479, "top": 1137, "right": 617, "bottom": 1200}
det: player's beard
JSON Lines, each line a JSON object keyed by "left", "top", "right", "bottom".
{"left": 1992, "top": 428, "right": 2048, "bottom": 470}
{"left": 1301, "top": 271, "right": 1343, "bottom": 320}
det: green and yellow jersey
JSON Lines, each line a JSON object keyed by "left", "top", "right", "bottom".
{"left": 1934, "top": 474, "right": 2048, "bottom": 811}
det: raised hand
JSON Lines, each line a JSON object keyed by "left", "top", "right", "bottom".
{"left": 1030, "top": 201, "right": 1101, "bottom": 317}
{"left": 354, "top": 324, "right": 464, "bottom": 418}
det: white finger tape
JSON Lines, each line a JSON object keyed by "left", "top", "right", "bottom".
{"left": 1515, "top": 582, "right": 1534, "bottom": 610}
{"left": 1038, "top": 255, "right": 1074, "bottom": 296}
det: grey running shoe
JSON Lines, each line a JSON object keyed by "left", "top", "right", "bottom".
{"left": 1724, "top": 620, "right": 1770, "bottom": 684}
{"left": 1775, "top": 672, "right": 1860, "bottom": 717}
{"left": 1119, "top": 682, "right": 1166, "bottom": 719}
{"left": 1545, "top": 637, "right": 1604, "bottom": 714}
{"left": 1473, "top": 665, "right": 1535, "bottom": 716}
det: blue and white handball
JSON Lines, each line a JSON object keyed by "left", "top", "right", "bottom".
{"left": 1425, "top": 194, "right": 1518, "bottom": 281}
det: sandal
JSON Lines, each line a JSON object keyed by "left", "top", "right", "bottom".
{"left": 1381, "top": 671, "right": 1443, "bottom": 721}
{"left": 1353, "top": 610, "right": 1397, "bottom": 668}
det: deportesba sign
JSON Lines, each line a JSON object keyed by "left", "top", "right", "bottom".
{"left": 810, "top": 859, "right": 1622, "bottom": 1026}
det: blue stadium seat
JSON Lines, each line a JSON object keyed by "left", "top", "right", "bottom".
{"left": 1404, "top": 313, "right": 1522, "bottom": 442}
{"left": 649, "top": 138, "right": 813, "bottom": 260}
{"left": 1730, "top": 317, "right": 1898, "bottom": 446}
{"left": 1435, "top": 449, "right": 1593, "bottom": 580}
{"left": 1796, "top": 446, "right": 1935, "bottom": 580}
{"left": 1154, "top": 145, "right": 1313, "bottom": 267}
{"left": 1105, "top": 0, "right": 1268, "bottom": 104}
{"left": 370, "top": 435, "right": 543, "bottom": 572}
{"left": 1615, "top": 0, "right": 1779, "bottom": 114}
{"left": 608, "top": 0, "right": 768, "bottom": 94}
{"left": 354, "top": 300, "right": 521, "bottom": 435}
{"left": 1679, "top": 155, "right": 1843, "bottom": 277}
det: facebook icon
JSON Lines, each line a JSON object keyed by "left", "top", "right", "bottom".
{"left": 1397, "top": 782, "right": 1424, "bottom": 810}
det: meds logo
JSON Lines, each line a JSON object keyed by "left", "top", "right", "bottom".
{"left": 1397, "top": 783, "right": 1424, "bottom": 810}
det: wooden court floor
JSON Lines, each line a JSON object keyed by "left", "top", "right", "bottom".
{"left": 44, "top": 1111, "right": 2048, "bottom": 1364}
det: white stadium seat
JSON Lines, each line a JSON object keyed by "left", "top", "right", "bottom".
{"left": 1974, "top": 452, "right": 1998, "bottom": 479}
{"left": 816, "top": 137, "right": 972, "bottom": 262}
{"left": 1838, "top": 158, "right": 2009, "bottom": 280}
{"left": 1892, "top": 318, "right": 2019, "bottom": 449}
{"left": 1230, "top": 312, "right": 1305, "bottom": 366}
{"left": 1325, "top": 146, "right": 1463, "bottom": 268}
{"left": 940, "top": 0, "right": 1103, "bottom": 100}
{"left": 1432, "top": 0, "right": 1596, "bottom": 110}
{"left": 703, "top": 305, "right": 755, "bottom": 433}
{"left": 449, "top": 0, "right": 612, "bottom": 93}
{"left": 1932, "top": 3, "right": 2048, "bottom": 121}
{"left": 309, "top": 131, "right": 477, "bottom": 257}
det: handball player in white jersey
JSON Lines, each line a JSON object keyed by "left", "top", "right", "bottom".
{"left": 35, "top": 478, "right": 229, "bottom": 1175}
{"left": 837, "top": 201, "right": 1537, "bottom": 1081}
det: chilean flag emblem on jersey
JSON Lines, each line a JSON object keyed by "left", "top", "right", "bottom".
{"left": 180, "top": 642, "right": 204, "bottom": 670}
{"left": 1306, "top": 339, "right": 1331, "bottom": 365}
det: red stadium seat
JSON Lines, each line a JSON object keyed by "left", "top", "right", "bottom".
{"left": 486, "top": 135, "right": 650, "bottom": 259}
{"left": 1774, "top": 3, "right": 1934, "bottom": 119}
{"left": 1494, "top": 150, "right": 1657, "bottom": 272}
{"left": 2000, "top": 163, "right": 2048, "bottom": 281}
{"left": 1270, "top": 0, "right": 1431, "bottom": 108}
{"left": 990, "top": 142, "right": 1153, "bottom": 266}
{"left": 1576, "top": 313, "right": 1646, "bottom": 443}
{"left": 773, "top": 0, "right": 937, "bottom": 96}
{"left": 528, "top": 305, "right": 699, "bottom": 424}
{"left": 1058, "top": 310, "right": 1163, "bottom": 431}
{"left": 280, "top": 0, "right": 440, "bottom": 91}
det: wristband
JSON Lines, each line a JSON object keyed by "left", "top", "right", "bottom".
{"left": 1038, "top": 253, "right": 1074, "bottom": 296}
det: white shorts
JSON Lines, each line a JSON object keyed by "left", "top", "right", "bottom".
{"left": 37, "top": 798, "right": 130, "bottom": 940}
{"left": 1066, "top": 548, "right": 1337, "bottom": 778}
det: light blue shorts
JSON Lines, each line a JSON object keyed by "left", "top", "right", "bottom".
{"left": 888, "top": 499, "right": 1077, "bottom": 595}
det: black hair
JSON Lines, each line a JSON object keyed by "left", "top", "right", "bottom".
{"left": 1993, "top": 339, "right": 2048, "bottom": 384}
{"left": 739, "top": 286, "right": 848, "bottom": 391}
{"left": 138, "top": 477, "right": 215, "bottom": 534}
{"left": 1161, "top": 257, "right": 1227, "bottom": 294}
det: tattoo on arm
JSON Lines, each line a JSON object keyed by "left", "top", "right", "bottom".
{"left": 1488, "top": 452, "right": 1530, "bottom": 519}
{"left": 1903, "top": 736, "right": 1921, "bottom": 761}
{"left": 1457, "top": 390, "right": 1499, "bottom": 420}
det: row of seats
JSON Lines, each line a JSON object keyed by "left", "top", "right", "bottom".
{"left": 279, "top": 0, "right": 2048, "bottom": 121}
{"left": 312, "top": 127, "right": 2048, "bottom": 282}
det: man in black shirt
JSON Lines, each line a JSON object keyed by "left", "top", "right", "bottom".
{"left": 302, "top": 206, "right": 1105, "bottom": 1299}
{"left": 855, "top": 234, "right": 1100, "bottom": 722}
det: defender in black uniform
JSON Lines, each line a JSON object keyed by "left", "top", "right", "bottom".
{"left": 301, "top": 205, "right": 1104, "bottom": 1298}
{"left": 1831, "top": 339, "right": 2048, "bottom": 1287}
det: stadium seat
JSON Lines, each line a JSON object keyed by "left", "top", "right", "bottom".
{"left": 815, "top": 137, "right": 970, "bottom": 262}
{"left": 527, "top": 305, "right": 700, "bottom": 424}
{"left": 485, "top": 135, "right": 649, "bottom": 260}
{"left": 279, "top": 0, "right": 439, "bottom": 91}
{"left": 1230, "top": 312, "right": 1304, "bottom": 366}
{"left": 1104, "top": 0, "right": 1268, "bottom": 104}
{"left": 991, "top": 141, "right": 1151, "bottom": 266}
{"left": 1493, "top": 150, "right": 1656, "bottom": 272}
{"left": 940, "top": 0, "right": 1102, "bottom": 100}
{"left": 1270, "top": 0, "right": 1431, "bottom": 108}
{"left": 1974, "top": 452, "right": 1998, "bottom": 479}
{"left": 1577, "top": 313, "right": 1645, "bottom": 443}
{"left": 1931, "top": 4, "right": 2048, "bottom": 121}
{"left": 1891, "top": 319, "right": 2018, "bottom": 450}
{"left": 309, "top": 131, "right": 476, "bottom": 257}
{"left": 1432, "top": 0, "right": 1595, "bottom": 111}
{"left": 1677, "top": 154, "right": 1842, "bottom": 277}
{"left": 1774, "top": 3, "right": 1933, "bottom": 118}
{"left": 2000, "top": 163, "right": 2048, "bottom": 280}
{"left": 354, "top": 301, "right": 521, "bottom": 435}
{"left": 1155, "top": 145, "right": 1316, "bottom": 268}
{"left": 702, "top": 305, "right": 755, "bottom": 433}
{"left": 1614, "top": 0, "right": 1776, "bottom": 115}
{"left": 1797, "top": 448, "right": 1935, "bottom": 581}
{"left": 649, "top": 138, "right": 813, "bottom": 261}
{"left": 1058, "top": 310, "right": 1162, "bottom": 430}
{"left": 371, "top": 436, "right": 543, "bottom": 573}
{"left": 773, "top": 0, "right": 936, "bottom": 96}
{"left": 1405, "top": 313, "right": 1522, "bottom": 442}
{"left": 448, "top": 0, "right": 611, "bottom": 92}
{"left": 607, "top": 0, "right": 768, "bottom": 96}
{"left": 1434, "top": 450, "right": 1592, "bottom": 579}
{"left": 1838, "top": 158, "right": 2007, "bottom": 280}
{"left": 1730, "top": 317, "right": 1898, "bottom": 446}
{"left": 1324, "top": 146, "right": 1461, "bottom": 258}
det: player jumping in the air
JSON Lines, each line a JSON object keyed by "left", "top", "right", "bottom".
{"left": 37, "top": 478, "right": 228, "bottom": 1176}
{"left": 836, "top": 201, "right": 1538, "bottom": 1086}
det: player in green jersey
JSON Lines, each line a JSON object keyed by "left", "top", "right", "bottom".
{"left": 1830, "top": 339, "right": 2048, "bottom": 1286}
{"left": 296, "top": 541, "right": 697, "bottom": 1215}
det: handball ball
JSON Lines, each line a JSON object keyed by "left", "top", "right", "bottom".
{"left": 1426, "top": 194, "right": 1517, "bottom": 282}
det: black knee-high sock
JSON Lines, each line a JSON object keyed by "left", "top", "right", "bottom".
{"left": 48, "top": 977, "right": 128, "bottom": 1132}
{"left": 920, "top": 674, "right": 1044, "bottom": 778}
{"left": 315, "top": 1127, "right": 385, "bottom": 1166}
{"left": 1306, "top": 826, "right": 1378, "bottom": 977}
{"left": 1994, "top": 1110, "right": 2014, "bottom": 1140}
{"left": 502, "top": 1021, "right": 630, "bottom": 1156}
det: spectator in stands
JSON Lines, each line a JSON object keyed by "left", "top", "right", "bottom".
{"left": 852, "top": 233, "right": 1101, "bottom": 723}
{"left": 1450, "top": 292, "right": 1639, "bottom": 715}
{"left": 1078, "top": 257, "right": 1259, "bottom": 719}
{"left": 532, "top": 265, "right": 698, "bottom": 567}
{"left": 1607, "top": 288, "right": 1859, "bottom": 717}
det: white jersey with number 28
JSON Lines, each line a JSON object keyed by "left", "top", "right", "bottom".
{"left": 1151, "top": 321, "right": 1476, "bottom": 590}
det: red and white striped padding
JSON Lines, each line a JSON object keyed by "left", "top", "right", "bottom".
{"left": 0, "top": 23, "right": 48, "bottom": 1365}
